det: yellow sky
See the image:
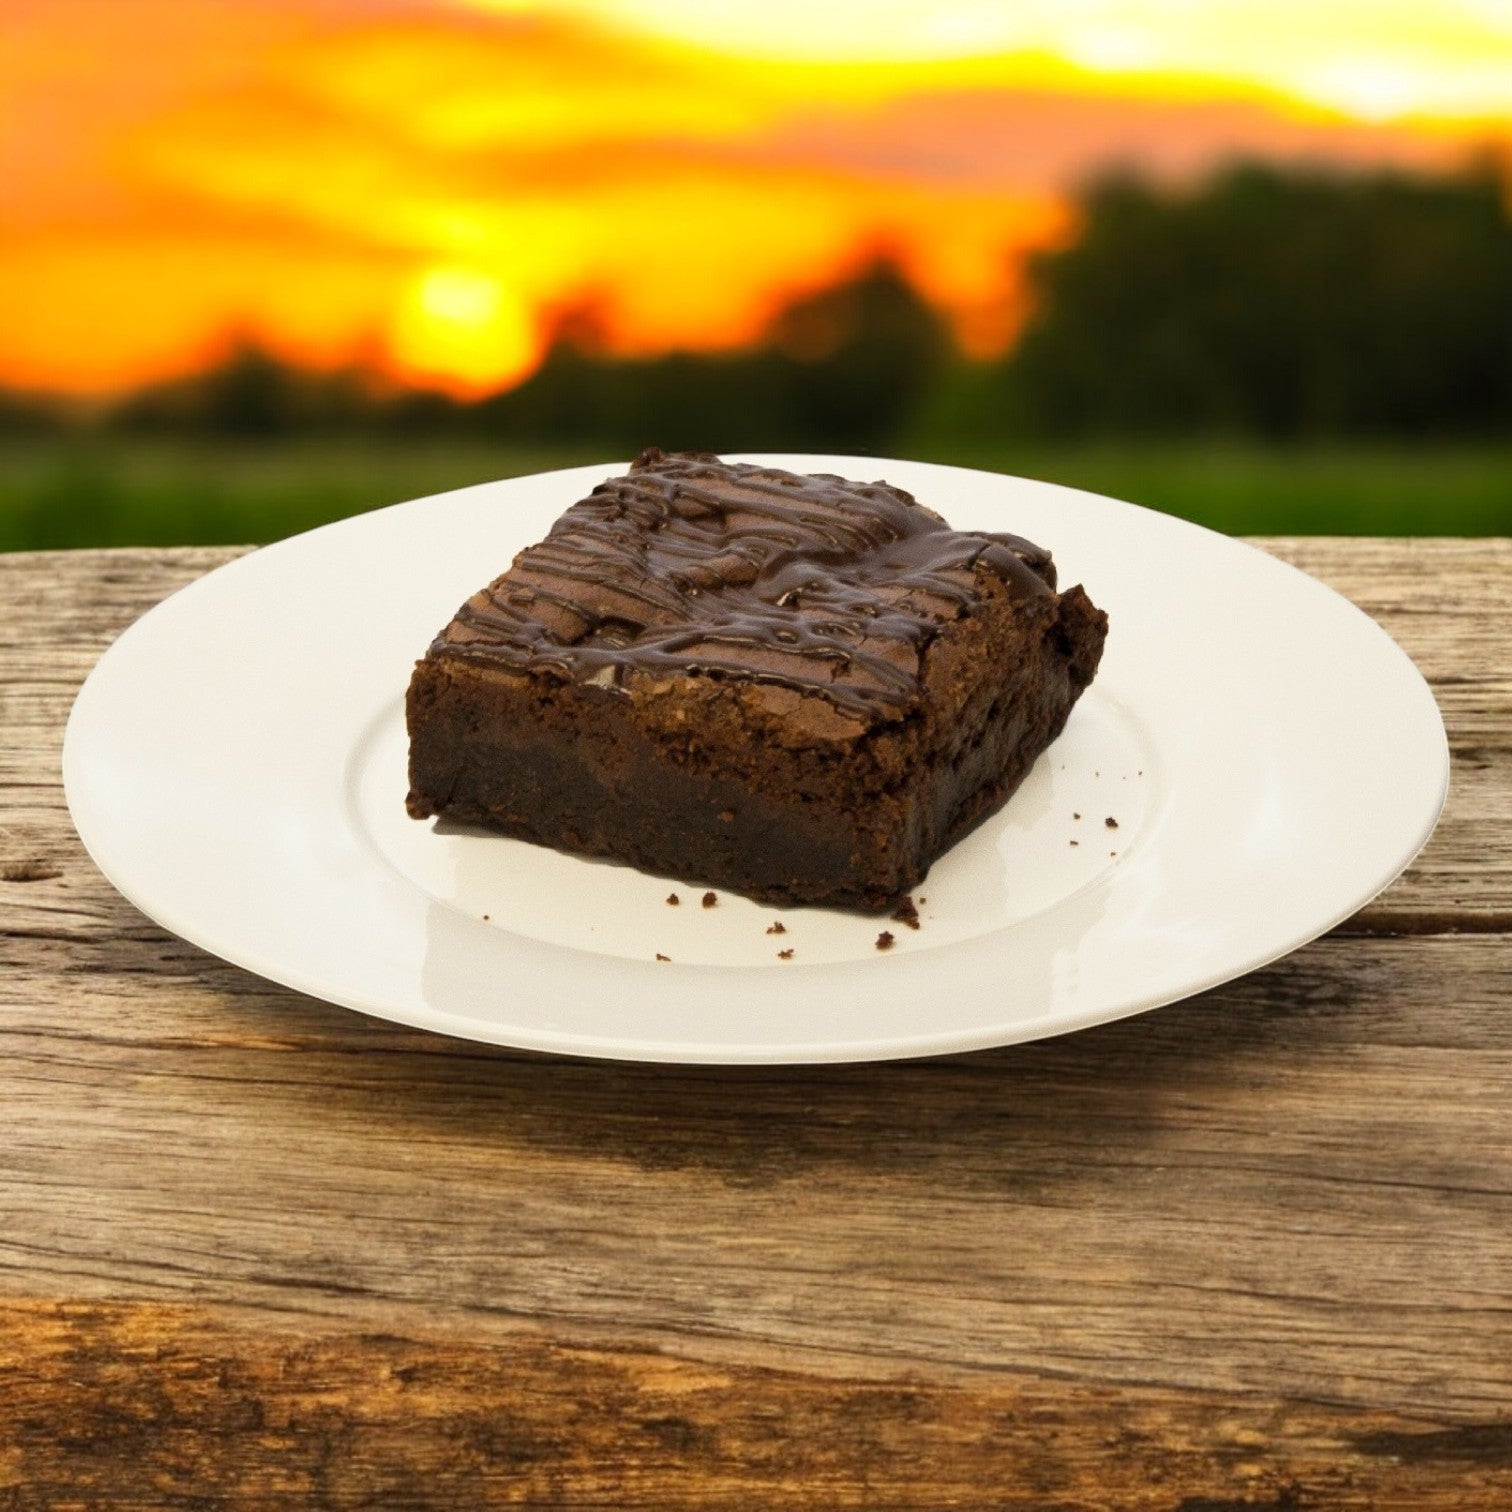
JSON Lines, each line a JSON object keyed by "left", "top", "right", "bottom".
{"left": 1, "top": 0, "right": 1506, "bottom": 395}
{"left": 472, "top": 0, "right": 1512, "bottom": 120}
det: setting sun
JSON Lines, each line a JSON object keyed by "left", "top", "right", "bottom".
{"left": 393, "top": 266, "right": 539, "bottom": 392}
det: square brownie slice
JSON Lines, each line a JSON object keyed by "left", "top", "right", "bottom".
{"left": 406, "top": 449, "right": 1107, "bottom": 911}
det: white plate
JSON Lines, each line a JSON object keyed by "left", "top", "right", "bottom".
{"left": 64, "top": 455, "right": 1448, "bottom": 1064}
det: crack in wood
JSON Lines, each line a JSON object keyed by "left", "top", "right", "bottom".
{"left": 1349, "top": 1422, "right": 1512, "bottom": 1466}
{"left": 1335, "top": 911, "right": 1512, "bottom": 937}
{"left": 1, "top": 859, "right": 63, "bottom": 882}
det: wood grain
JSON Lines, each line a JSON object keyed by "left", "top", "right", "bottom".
{"left": 2, "top": 542, "right": 1509, "bottom": 1509}
{"left": 4, "top": 1300, "right": 1510, "bottom": 1511}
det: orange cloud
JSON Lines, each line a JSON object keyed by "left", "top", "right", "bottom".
{"left": 0, "top": 0, "right": 1494, "bottom": 396}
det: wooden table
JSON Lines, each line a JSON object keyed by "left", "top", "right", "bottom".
{"left": 3, "top": 540, "right": 1508, "bottom": 1509}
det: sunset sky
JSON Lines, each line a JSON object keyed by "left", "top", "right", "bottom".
{"left": 4, "top": 0, "right": 1509, "bottom": 396}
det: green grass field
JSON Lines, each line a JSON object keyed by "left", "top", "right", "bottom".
{"left": 1, "top": 434, "right": 1506, "bottom": 551}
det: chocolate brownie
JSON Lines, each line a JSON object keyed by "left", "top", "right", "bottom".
{"left": 406, "top": 449, "right": 1107, "bottom": 911}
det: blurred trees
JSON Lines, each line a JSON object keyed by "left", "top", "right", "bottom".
{"left": 468, "top": 260, "right": 948, "bottom": 452}
{"left": 114, "top": 342, "right": 381, "bottom": 434}
{"left": 8, "top": 160, "right": 1510, "bottom": 447}
{"left": 988, "top": 160, "right": 1512, "bottom": 438}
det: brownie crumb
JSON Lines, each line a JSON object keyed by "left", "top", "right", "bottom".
{"left": 876, "top": 930, "right": 896, "bottom": 951}
{"left": 1105, "top": 816, "right": 1119, "bottom": 829}
{"left": 918, "top": 896, "right": 926, "bottom": 905}
{"left": 701, "top": 890, "right": 718, "bottom": 908}
{"left": 766, "top": 921, "right": 787, "bottom": 935}
{"left": 655, "top": 952, "right": 671, "bottom": 962}
{"left": 1073, "top": 812, "right": 1081, "bottom": 820}
{"left": 891, "top": 895, "right": 921, "bottom": 930}
{"left": 666, "top": 893, "right": 680, "bottom": 906}
{"left": 777, "top": 948, "right": 794, "bottom": 960}
{"left": 1070, "top": 840, "right": 1079, "bottom": 847}
{"left": 482, "top": 914, "right": 490, "bottom": 921}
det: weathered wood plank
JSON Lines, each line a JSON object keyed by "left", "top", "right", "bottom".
{"left": 4, "top": 1300, "right": 1510, "bottom": 1511}
{"left": 2, "top": 933, "right": 1509, "bottom": 1419}
{"left": 4, "top": 540, "right": 1506, "bottom": 927}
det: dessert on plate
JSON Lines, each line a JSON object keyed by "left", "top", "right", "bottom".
{"left": 406, "top": 449, "right": 1107, "bottom": 911}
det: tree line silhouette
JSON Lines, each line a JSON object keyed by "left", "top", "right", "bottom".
{"left": 8, "top": 159, "right": 1509, "bottom": 447}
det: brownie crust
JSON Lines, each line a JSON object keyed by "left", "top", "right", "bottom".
{"left": 407, "top": 450, "right": 1108, "bottom": 911}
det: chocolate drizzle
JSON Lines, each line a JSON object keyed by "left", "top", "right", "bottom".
{"left": 435, "top": 449, "right": 1057, "bottom": 722}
